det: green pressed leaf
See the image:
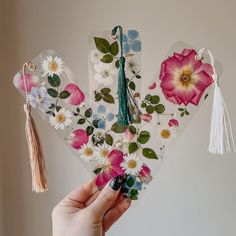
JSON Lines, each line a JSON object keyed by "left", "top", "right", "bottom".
{"left": 130, "top": 189, "right": 138, "bottom": 196}
{"left": 130, "top": 195, "right": 138, "bottom": 200}
{"left": 137, "top": 130, "right": 150, "bottom": 144}
{"left": 86, "top": 126, "right": 94, "bottom": 136}
{"left": 126, "top": 176, "right": 135, "bottom": 187}
{"left": 105, "top": 134, "right": 113, "bottom": 146}
{"left": 115, "top": 60, "right": 119, "bottom": 68}
{"left": 93, "top": 119, "right": 99, "bottom": 128}
{"left": 47, "top": 88, "right": 58, "bottom": 98}
{"left": 95, "top": 92, "right": 102, "bottom": 101}
{"left": 180, "top": 112, "right": 184, "bottom": 117}
{"left": 204, "top": 93, "right": 209, "bottom": 100}
{"left": 76, "top": 107, "right": 80, "bottom": 113}
{"left": 128, "top": 142, "right": 139, "bottom": 153}
{"left": 48, "top": 75, "right": 61, "bottom": 87}
{"left": 111, "top": 122, "right": 126, "bottom": 133}
{"left": 103, "top": 94, "right": 115, "bottom": 104}
{"left": 129, "top": 125, "right": 136, "bottom": 134}
{"left": 145, "top": 94, "right": 152, "bottom": 101}
{"left": 178, "top": 108, "right": 184, "bottom": 111}
{"left": 59, "top": 91, "right": 70, "bottom": 99}
{"left": 93, "top": 167, "right": 102, "bottom": 175}
{"left": 141, "top": 102, "right": 147, "bottom": 108}
{"left": 56, "top": 106, "right": 61, "bottom": 112}
{"left": 73, "top": 113, "right": 79, "bottom": 116}
{"left": 110, "top": 41, "right": 119, "bottom": 56}
{"left": 101, "top": 87, "right": 111, "bottom": 95}
{"left": 129, "top": 81, "right": 136, "bottom": 91}
{"left": 154, "top": 104, "right": 165, "bottom": 114}
{"left": 84, "top": 108, "right": 92, "bottom": 118}
{"left": 94, "top": 37, "right": 110, "bottom": 54}
{"left": 150, "top": 95, "right": 160, "bottom": 104}
{"left": 49, "top": 103, "right": 55, "bottom": 109}
{"left": 131, "top": 70, "right": 136, "bottom": 74}
{"left": 146, "top": 105, "right": 154, "bottom": 114}
{"left": 185, "top": 110, "right": 190, "bottom": 115}
{"left": 142, "top": 148, "right": 158, "bottom": 159}
{"left": 135, "top": 74, "right": 141, "bottom": 79}
{"left": 101, "top": 54, "right": 113, "bottom": 63}
{"left": 77, "top": 118, "right": 86, "bottom": 124}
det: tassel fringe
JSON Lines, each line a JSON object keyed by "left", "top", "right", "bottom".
{"left": 198, "top": 49, "right": 236, "bottom": 155}
{"left": 24, "top": 104, "right": 48, "bottom": 192}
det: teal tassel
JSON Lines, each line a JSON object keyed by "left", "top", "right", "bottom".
{"left": 111, "top": 26, "right": 132, "bottom": 126}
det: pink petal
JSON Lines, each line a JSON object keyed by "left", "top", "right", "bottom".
{"left": 140, "top": 113, "right": 152, "bottom": 122}
{"left": 160, "top": 74, "right": 176, "bottom": 91}
{"left": 164, "top": 56, "right": 181, "bottom": 74}
{"left": 189, "top": 90, "right": 204, "bottom": 105}
{"left": 168, "top": 119, "right": 179, "bottom": 127}
{"left": 176, "top": 88, "right": 197, "bottom": 106}
{"left": 162, "top": 89, "right": 181, "bottom": 105}
{"left": 180, "top": 50, "right": 201, "bottom": 71}
{"left": 109, "top": 150, "right": 124, "bottom": 166}
{"left": 13, "top": 73, "right": 38, "bottom": 92}
{"left": 195, "top": 63, "right": 214, "bottom": 75}
{"left": 70, "top": 129, "right": 88, "bottom": 150}
{"left": 140, "top": 164, "right": 151, "bottom": 177}
{"left": 180, "top": 48, "right": 195, "bottom": 57}
{"left": 124, "top": 128, "right": 135, "bottom": 141}
{"left": 64, "top": 83, "right": 85, "bottom": 106}
{"left": 193, "top": 71, "right": 213, "bottom": 92}
{"left": 148, "top": 82, "right": 157, "bottom": 90}
{"left": 159, "top": 62, "right": 166, "bottom": 80}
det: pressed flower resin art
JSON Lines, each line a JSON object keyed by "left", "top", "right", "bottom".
{"left": 13, "top": 26, "right": 235, "bottom": 199}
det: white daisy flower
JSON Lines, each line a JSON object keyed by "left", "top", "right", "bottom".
{"left": 157, "top": 125, "right": 177, "bottom": 145}
{"left": 90, "top": 49, "right": 102, "bottom": 63}
{"left": 42, "top": 56, "right": 63, "bottom": 77}
{"left": 94, "top": 62, "right": 117, "bottom": 85}
{"left": 78, "top": 144, "right": 95, "bottom": 162}
{"left": 94, "top": 144, "right": 112, "bottom": 164}
{"left": 125, "top": 56, "right": 138, "bottom": 72}
{"left": 120, "top": 153, "right": 143, "bottom": 175}
{"left": 49, "top": 107, "right": 72, "bottom": 130}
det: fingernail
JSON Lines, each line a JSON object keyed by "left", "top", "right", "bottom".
{"left": 109, "top": 175, "right": 123, "bottom": 191}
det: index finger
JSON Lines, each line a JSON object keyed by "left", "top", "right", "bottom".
{"left": 61, "top": 177, "right": 98, "bottom": 208}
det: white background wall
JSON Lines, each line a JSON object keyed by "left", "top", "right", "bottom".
{"left": 1, "top": 0, "right": 236, "bottom": 235}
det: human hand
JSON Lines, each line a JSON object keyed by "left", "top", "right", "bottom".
{"left": 52, "top": 175, "right": 131, "bottom": 236}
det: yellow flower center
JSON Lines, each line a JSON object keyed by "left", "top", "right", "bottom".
{"left": 102, "top": 161, "right": 111, "bottom": 172}
{"left": 84, "top": 147, "right": 93, "bottom": 156}
{"left": 160, "top": 129, "right": 171, "bottom": 139}
{"left": 101, "top": 149, "right": 109, "bottom": 158}
{"left": 180, "top": 70, "right": 192, "bottom": 87}
{"left": 56, "top": 114, "right": 65, "bottom": 124}
{"left": 49, "top": 61, "right": 59, "bottom": 72}
{"left": 127, "top": 160, "right": 137, "bottom": 169}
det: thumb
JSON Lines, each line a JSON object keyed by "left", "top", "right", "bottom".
{"left": 87, "top": 175, "right": 123, "bottom": 219}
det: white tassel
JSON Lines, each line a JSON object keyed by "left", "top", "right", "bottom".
{"left": 208, "top": 73, "right": 236, "bottom": 154}
{"left": 198, "top": 48, "right": 236, "bottom": 155}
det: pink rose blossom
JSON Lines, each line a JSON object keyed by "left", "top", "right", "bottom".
{"left": 64, "top": 83, "right": 85, "bottom": 106}
{"left": 140, "top": 113, "right": 152, "bottom": 122}
{"left": 159, "top": 49, "right": 213, "bottom": 106}
{"left": 96, "top": 149, "right": 125, "bottom": 189}
{"left": 69, "top": 129, "right": 89, "bottom": 150}
{"left": 168, "top": 119, "right": 179, "bottom": 127}
{"left": 139, "top": 164, "right": 152, "bottom": 184}
{"left": 13, "top": 73, "right": 39, "bottom": 92}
